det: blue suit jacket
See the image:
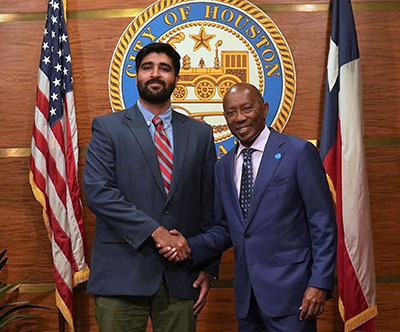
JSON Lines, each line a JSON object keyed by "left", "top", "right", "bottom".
{"left": 189, "top": 129, "right": 337, "bottom": 318}
{"left": 83, "top": 104, "right": 217, "bottom": 300}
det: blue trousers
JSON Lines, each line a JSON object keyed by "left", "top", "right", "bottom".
{"left": 237, "top": 291, "right": 317, "bottom": 332}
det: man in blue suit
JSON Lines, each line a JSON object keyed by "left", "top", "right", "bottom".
{"left": 83, "top": 43, "right": 217, "bottom": 332}
{"left": 162, "top": 83, "right": 337, "bottom": 331}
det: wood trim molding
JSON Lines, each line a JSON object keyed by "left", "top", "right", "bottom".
{"left": 1, "top": 138, "right": 399, "bottom": 158}
{"left": 1, "top": 2, "right": 400, "bottom": 23}
{"left": 6, "top": 275, "right": 400, "bottom": 293}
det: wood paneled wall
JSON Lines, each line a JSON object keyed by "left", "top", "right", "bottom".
{"left": 1, "top": 1, "right": 399, "bottom": 331}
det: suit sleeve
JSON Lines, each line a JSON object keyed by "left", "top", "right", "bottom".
{"left": 83, "top": 117, "right": 160, "bottom": 250}
{"left": 297, "top": 142, "right": 337, "bottom": 291}
{"left": 196, "top": 126, "right": 221, "bottom": 277}
{"left": 199, "top": 126, "right": 217, "bottom": 233}
{"left": 189, "top": 160, "right": 233, "bottom": 269}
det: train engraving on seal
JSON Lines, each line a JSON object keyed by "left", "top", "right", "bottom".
{"left": 109, "top": 0, "right": 296, "bottom": 157}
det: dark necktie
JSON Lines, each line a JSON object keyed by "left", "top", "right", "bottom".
{"left": 239, "top": 148, "right": 255, "bottom": 221}
{"left": 152, "top": 116, "right": 173, "bottom": 196}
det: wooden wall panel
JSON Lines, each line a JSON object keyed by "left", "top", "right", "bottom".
{"left": 0, "top": 0, "right": 47, "bottom": 14}
{"left": 268, "top": 11, "right": 331, "bottom": 138}
{"left": 356, "top": 10, "right": 400, "bottom": 138}
{"left": 367, "top": 147, "right": 400, "bottom": 276}
{"left": 0, "top": 158, "right": 53, "bottom": 282}
{"left": 196, "top": 288, "right": 237, "bottom": 332}
{"left": 0, "top": 1, "right": 334, "bottom": 15}
{"left": 67, "top": 18, "right": 134, "bottom": 145}
{"left": 1, "top": 1, "right": 400, "bottom": 331}
{"left": 0, "top": 21, "right": 43, "bottom": 147}
{"left": 2, "top": 9, "right": 400, "bottom": 145}
{"left": 219, "top": 248, "right": 235, "bottom": 280}
{"left": 2, "top": 291, "right": 57, "bottom": 332}
{"left": 0, "top": 0, "right": 389, "bottom": 14}
{"left": 375, "top": 284, "right": 400, "bottom": 332}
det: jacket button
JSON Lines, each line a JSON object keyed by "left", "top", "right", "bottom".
{"left": 162, "top": 210, "right": 169, "bottom": 215}
{"left": 244, "top": 233, "right": 250, "bottom": 239}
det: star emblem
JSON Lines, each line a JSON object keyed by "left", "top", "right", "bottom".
{"left": 42, "top": 56, "right": 51, "bottom": 65}
{"left": 51, "top": 92, "right": 59, "bottom": 101}
{"left": 53, "top": 77, "right": 61, "bottom": 87}
{"left": 60, "top": 34, "right": 68, "bottom": 42}
{"left": 189, "top": 27, "right": 215, "bottom": 52}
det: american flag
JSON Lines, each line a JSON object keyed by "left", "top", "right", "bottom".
{"left": 29, "top": 0, "right": 90, "bottom": 330}
{"left": 320, "top": 0, "right": 377, "bottom": 331}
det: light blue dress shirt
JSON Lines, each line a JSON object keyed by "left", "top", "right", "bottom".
{"left": 137, "top": 100, "right": 174, "bottom": 152}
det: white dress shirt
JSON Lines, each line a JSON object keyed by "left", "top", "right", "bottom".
{"left": 234, "top": 126, "right": 271, "bottom": 197}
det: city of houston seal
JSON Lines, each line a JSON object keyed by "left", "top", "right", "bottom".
{"left": 109, "top": 0, "right": 296, "bottom": 156}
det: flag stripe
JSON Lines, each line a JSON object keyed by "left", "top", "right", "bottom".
{"left": 320, "top": 1, "right": 377, "bottom": 331}
{"left": 30, "top": 155, "right": 47, "bottom": 197}
{"left": 64, "top": 96, "right": 84, "bottom": 223}
{"left": 31, "top": 145, "right": 78, "bottom": 271}
{"left": 53, "top": 262, "right": 73, "bottom": 311}
{"left": 51, "top": 120, "right": 67, "bottom": 158}
{"left": 32, "top": 127, "right": 68, "bottom": 206}
{"left": 63, "top": 96, "right": 87, "bottom": 272}
{"left": 36, "top": 88, "right": 50, "bottom": 120}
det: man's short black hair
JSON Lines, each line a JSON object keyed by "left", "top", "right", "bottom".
{"left": 135, "top": 43, "right": 181, "bottom": 76}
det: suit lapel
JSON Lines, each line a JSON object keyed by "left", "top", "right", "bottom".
{"left": 223, "top": 147, "right": 247, "bottom": 226}
{"left": 125, "top": 104, "right": 165, "bottom": 197}
{"left": 246, "top": 129, "right": 285, "bottom": 226}
{"left": 166, "top": 111, "right": 189, "bottom": 203}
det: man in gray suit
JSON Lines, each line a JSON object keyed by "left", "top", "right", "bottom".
{"left": 83, "top": 43, "right": 217, "bottom": 332}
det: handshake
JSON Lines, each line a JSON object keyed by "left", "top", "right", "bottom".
{"left": 151, "top": 226, "right": 191, "bottom": 262}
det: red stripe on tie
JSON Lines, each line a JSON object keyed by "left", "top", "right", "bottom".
{"left": 152, "top": 116, "right": 173, "bottom": 196}
{"left": 154, "top": 136, "right": 173, "bottom": 170}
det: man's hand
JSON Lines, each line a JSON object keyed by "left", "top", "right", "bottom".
{"left": 158, "top": 229, "right": 190, "bottom": 262}
{"left": 299, "top": 287, "right": 327, "bottom": 321}
{"left": 192, "top": 271, "right": 213, "bottom": 316}
{"left": 152, "top": 226, "right": 190, "bottom": 261}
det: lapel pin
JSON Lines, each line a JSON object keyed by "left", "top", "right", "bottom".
{"left": 274, "top": 153, "right": 281, "bottom": 160}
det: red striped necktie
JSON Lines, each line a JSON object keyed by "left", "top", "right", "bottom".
{"left": 152, "top": 116, "right": 173, "bottom": 196}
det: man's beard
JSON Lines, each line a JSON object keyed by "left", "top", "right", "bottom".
{"left": 137, "top": 78, "right": 175, "bottom": 104}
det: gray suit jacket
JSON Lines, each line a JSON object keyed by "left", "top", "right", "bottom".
{"left": 84, "top": 103, "right": 217, "bottom": 300}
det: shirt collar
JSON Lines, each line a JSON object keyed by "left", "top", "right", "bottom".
{"left": 236, "top": 126, "right": 271, "bottom": 159}
{"left": 137, "top": 100, "right": 173, "bottom": 129}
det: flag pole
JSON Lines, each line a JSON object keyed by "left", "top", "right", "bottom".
{"left": 59, "top": 309, "right": 66, "bottom": 332}
{"left": 59, "top": 4, "right": 68, "bottom": 332}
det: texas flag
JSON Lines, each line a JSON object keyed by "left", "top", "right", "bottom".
{"left": 320, "top": 0, "right": 378, "bottom": 331}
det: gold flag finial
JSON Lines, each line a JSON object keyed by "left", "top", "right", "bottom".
{"left": 62, "top": 0, "right": 67, "bottom": 22}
